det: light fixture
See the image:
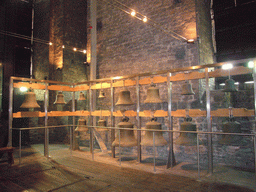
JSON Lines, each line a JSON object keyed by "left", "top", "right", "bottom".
{"left": 131, "top": 10, "right": 136, "bottom": 16}
{"left": 62, "top": 45, "right": 65, "bottom": 48}
{"left": 245, "top": 81, "right": 254, "bottom": 84}
{"left": 222, "top": 63, "right": 233, "bottom": 70}
{"left": 248, "top": 61, "right": 254, "bottom": 68}
{"left": 143, "top": 17, "right": 147, "bottom": 22}
{"left": 49, "top": 42, "right": 53, "bottom": 45}
{"left": 187, "top": 39, "right": 195, "bottom": 43}
{"left": 83, "top": 50, "right": 86, "bottom": 54}
{"left": 73, "top": 48, "right": 77, "bottom": 51}
{"left": 20, "top": 87, "right": 28, "bottom": 92}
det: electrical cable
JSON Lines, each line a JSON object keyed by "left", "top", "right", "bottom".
{"left": 102, "top": 0, "right": 188, "bottom": 41}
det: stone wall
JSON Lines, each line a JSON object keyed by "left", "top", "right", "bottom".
{"left": 30, "top": 0, "right": 88, "bottom": 145}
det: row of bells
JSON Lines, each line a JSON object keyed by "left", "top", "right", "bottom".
{"left": 75, "top": 116, "right": 242, "bottom": 146}
{"left": 20, "top": 78, "right": 237, "bottom": 108}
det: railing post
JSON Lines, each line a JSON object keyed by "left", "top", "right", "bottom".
{"left": 111, "top": 80, "right": 115, "bottom": 158}
{"left": 44, "top": 83, "right": 49, "bottom": 157}
{"left": 167, "top": 73, "right": 175, "bottom": 168}
{"left": 136, "top": 76, "right": 141, "bottom": 162}
{"left": 8, "top": 77, "right": 14, "bottom": 147}
{"left": 205, "top": 68, "right": 213, "bottom": 174}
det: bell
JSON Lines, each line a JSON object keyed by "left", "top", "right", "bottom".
{"left": 141, "top": 118, "right": 167, "bottom": 146}
{"left": 98, "top": 90, "right": 106, "bottom": 98}
{"left": 175, "top": 117, "right": 198, "bottom": 145}
{"left": 115, "top": 90, "right": 134, "bottom": 106}
{"left": 219, "top": 117, "right": 241, "bottom": 145}
{"left": 78, "top": 92, "right": 86, "bottom": 100}
{"left": 75, "top": 118, "right": 88, "bottom": 132}
{"left": 112, "top": 117, "right": 137, "bottom": 147}
{"left": 20, "top": 91, "right": 40, "bottom": 108}
{"left": 144, "top": 85, "right": 162, "bottom": 103}
{"left": 222, "top": 79, "right": 238, "bottom": 92}
{"left": 97, "top": 118, "right": 107, "bottom": 131}
{"left": 54, "top": 91, "right": 66, "bottom": 104}
{"left": 181, "top": 81, "right": 195, "bottom": 95}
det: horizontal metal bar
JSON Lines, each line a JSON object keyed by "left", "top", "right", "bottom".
{"left": 11, "top": 76, "right": 74, "bottom": 85}
{"left": 74, "top": 58, "right": 255, "bottom": 85}
{"left": 12, "top": 125, "right": 255, "bottom": 136}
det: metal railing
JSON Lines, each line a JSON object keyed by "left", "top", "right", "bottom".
{"left": 8, "top": 57, "right": 256, "bottom": 177}
{"left": 12, "top": 124, "right": 256, "bottom": 180}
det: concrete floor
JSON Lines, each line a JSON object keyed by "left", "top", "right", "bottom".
{"left": 1, "top": 144, "right": 254, "bottom": 191}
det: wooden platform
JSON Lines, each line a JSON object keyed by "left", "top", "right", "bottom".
{"left": 0, "top": 150, "right": 255, "bottom": 192}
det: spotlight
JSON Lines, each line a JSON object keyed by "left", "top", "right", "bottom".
{"left": 131, "top": 10, "right": 136, "bottom": 16}
{"left": 20, "top": 87, "right": 28, "bottom": 92}
{"left": 248, "top": 61, "right": 254, "bottom": 68}
{"left": 187, "top": 39, "right": 195, "bottom": 43}
{"left": 222, "top": 63, "right": 233, "bottom": 70}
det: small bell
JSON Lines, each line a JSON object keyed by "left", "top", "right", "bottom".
{"left": 112, "top": 117, "right": 137, "bottom": 147}
{"left": 98, "top": 90, "right": 106, "bottom": 98}
{"left": 181, "top": 81, "right": 195, "bottom": 95}
{"left": 222, "top": 79, "right": 238, "bottom": 92}
{"left": 141, "top": 118, "right": 167, "bottom": 146}
{"left": 78, "top": 92, "right": 86, "bottom": 100}
{"left": 175, "top": 117, "right": 198, "bottom": 145}
{"left": 54, "top": 91, "right": 66, "bottom": 105}
{"left": 97, "top": 118, "right": 107, "bottom": 131}
{"left": 115, "top": 90, "right": 134, "bottom": 106}
{"left": 75, "top": 118, "right": 88, "bottom": 132}
{"left": 144, "top": 84, "right": 162, "bottom": 103}
{"left": 20, "top": 90, "right": 40, "bottom": 108}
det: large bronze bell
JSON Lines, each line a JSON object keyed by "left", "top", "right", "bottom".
{"left": 181, "top": 81, "right": 195, "bottom": 95}
{"left": 175, "top": 117, "right": 197, "bottom": 145}
{"left": 219, "top": 117, "right": 241, "bottom": 145}
{"left": 112, "top": 117, "right": 137, "bottom": 147}
{"left": 78, "top": 92, "right": 86, "bottom": 100}
{"left": 115, "top": 90, "right": 134, "bottom": 106}
{"left": 97, "top": 118, "right": 107, "bottom": 131}
{"left": 222, "top": 79, "right": 238, "bottom": 92}
{"left": 75, "top": 118, "right": 88, "bottom": 132}
{"left": 20, "top": 90, "right": 40, "bottom": 108}
{"left": 144, "top": 85, "right": 162, "bottom": 103}
{"left": 141, "top": 118, "right": 167, "bottom": 146}
{"left": 54, "top": 91, "right": 66, "bottom": 104}
{"left": 98, "top": 90, "right": 106, "bottom": 98}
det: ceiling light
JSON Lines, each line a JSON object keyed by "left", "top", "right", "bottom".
{"left": 20, "top": 87, "right": 28, "bottom": 92}
{"left": 143, "top": 17, "right": 147, "bottom": 22}
{"left": 248, "top": 61, "right": 254, "bottom": 68}
{"left": 131, "top": 10, "right": 136, "bottom": 16}
{"left": 222, "top": 63, "right": 233, "bottom": 70}
{"left": 187, "top": 39, "right": 195, "bottom": 43}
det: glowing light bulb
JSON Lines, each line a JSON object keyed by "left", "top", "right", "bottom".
{"left": 49, "top": 42, "right": 53, "bottom": 45}
{"left": 222, "top": 63, "right": 233, "bottom": 70}
{"left": 83, "top": 50, "right": 86, "bottom": 54}
{"left": 131, "top": 10, "right": 136, "bottom": 16}
{"left": 187, "top": 39, "right": 194, "bottom": 43}
{"left": 62, "top": 45, "right": 65, "bottom": 48}
{"left": 143, "top": 17, "right": 147, "bottom": 22}
{"left": 248, "top": 61, "right": 254, "bottom": 68}
{"left": 73, "top": 48, "right": 77, "bottom": 51}
{"left": 20, "top": 87, "right": 28, "bottom": 92}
